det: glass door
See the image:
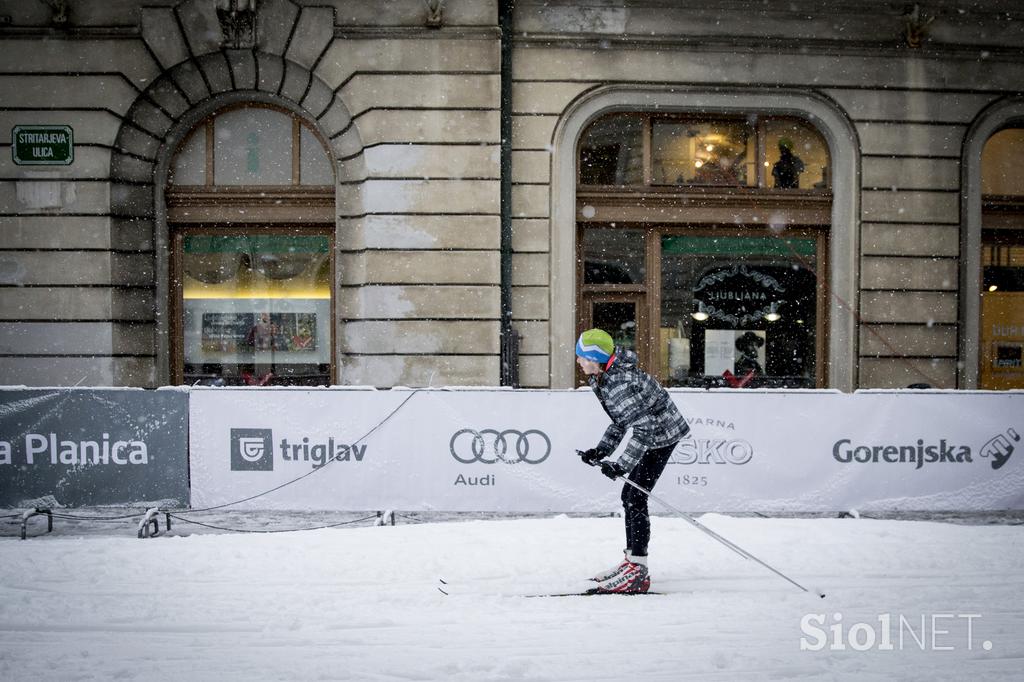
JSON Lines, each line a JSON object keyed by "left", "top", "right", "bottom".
{"left": 658, "top": 232, "right": 823, "bottom": 388}
{"left": 578, "top": 294, "right": 649, "bottom": 383}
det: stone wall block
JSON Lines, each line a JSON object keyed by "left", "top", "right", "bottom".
{"left": 110, "top": 183, "right": 155, "bottom": 218}
{"left": 169, "top": 59, "right": 211, "bottom": 103}
{"left": 256, "top": 52, "right": 284, "bottom": 93}
{"left": 257, "top": 0, "right": 301, "bottom": 57}
{"left": 861, "top": 223, "right": 959, "bottom": 257}
{"left": 338, "top": 356, "right": 498, "bottom": 388}
{"left": 197, "top": 53, "right": 233, "bottom": 94}
{"left": 147, "top": 79, "right": 191, "bottom": 119}
{"left": 110, "top": 152, "right": 155, "bottom": 184}
{"left": 127, "top": 98, "right": 174, "bottom": 139}
{"left": 285, "top": 7, "right": 335, "bottom": 70}
{"left": 330, "top": 133, "right": 364, "bottom": 167}
{"left": 302, "top": 77, "right": 334, "bottom": 119}
{"left": 141, "top": 7, "right": 191, "bottom": 70}
{"left": 112, "top": 253, "right": 156, "bottom": 287}
{"left": 319, "top": 100, "right": 353, "bottom": 139}
{"left": 112, "top": 289, "right": 156, "bottom": 321}
{"left": 226, "top": 49, "right": 257, "bottom": 90}
{"left": 357, "top": 110, "right": 499, "bottom": 146}
{"left": 113, "top": 357, "right": 158, "bottom": 387}
{"left": 111, "top": 218, "right": 155, "bottom": 252}
{"left": 279, "top": 60, "right": 311, "bottom": 104}
{"left": 177, "top": 0, "right": 224, "bottom": 57}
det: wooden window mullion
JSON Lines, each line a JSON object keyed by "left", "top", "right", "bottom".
{"left": 642, "top": 116, "right": 652, "bottom": 186}
{"left": 205, "top": 120, "right": 214, "bottom": 187}
{"left": 293, "top": 118, "right": 302, "bottom": 185}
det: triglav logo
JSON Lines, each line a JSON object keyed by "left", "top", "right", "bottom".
{"left": 449, "top": 428, "right": 551, "bottom": 464}
{"left": 980, "top": 428, "right": 1019, "bottom": 470}
{"left": 230, "top": 428, "right": 367, "bottom": 471}
{"left": 231, "top": 429, "right": 273, "bottom": 471}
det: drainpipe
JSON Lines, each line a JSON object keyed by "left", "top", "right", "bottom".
{"left": 498, "top": 0, "right": 518, "bottom": 386}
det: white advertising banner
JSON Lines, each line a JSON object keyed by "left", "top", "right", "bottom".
{"left": 188, "top": 388, "right": 1024, "bottom": 512}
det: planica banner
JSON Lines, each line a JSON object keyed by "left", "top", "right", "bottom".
{"left": 0, "top": 388, "right": 189, "bottom": 507}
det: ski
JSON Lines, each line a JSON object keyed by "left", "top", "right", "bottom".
{"left": 438, "top": 578, "right": 664, "bottom": 598}
{"left": 525, "top": 589, "right": 665, "bottom": 598}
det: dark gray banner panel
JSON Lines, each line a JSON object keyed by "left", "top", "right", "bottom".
{"left": 0, "top": 389, "right": 189, "bottom": 507}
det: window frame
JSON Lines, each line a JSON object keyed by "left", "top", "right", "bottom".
{"left": 169, "top": 223, "right": 337, "bottom": 386}
{"left": 575, "top": 110, "right": 834, "bottom": 387}
{"left": 166, "top": 103, "right": 335, "bottom": 225}
{"left": 166, "top": 103, "right": 337, "bottom": 386}
{"left": 577, "top": 221, "right": 828, "bottom": 387}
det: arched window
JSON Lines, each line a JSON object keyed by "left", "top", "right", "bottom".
{"left": 166, "top": 104, "right": 335, "bottom": 386}
{"left": 576, "top": 112, "right": 831, "bottom": 388}
{"left": 979, "top": 128, "right": 1024, "bottom": 389}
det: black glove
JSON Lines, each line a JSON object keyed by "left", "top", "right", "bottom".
{"left": 579, "top": 448, "right": 602, "bottom": 466}
{"left": 600, "top": 460, "right": 625, "bottom": 480}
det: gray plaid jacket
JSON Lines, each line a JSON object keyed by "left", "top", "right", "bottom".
{"left": 589, "top": 348, "right": 690, "bottom": 473}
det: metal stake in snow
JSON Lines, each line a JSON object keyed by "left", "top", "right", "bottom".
{"left": 579, "top": 451, "right": 825, "bottom": 598}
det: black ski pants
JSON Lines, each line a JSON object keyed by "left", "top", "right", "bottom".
{"left": 622, "top": 442, "right": 677, "bottom": 557}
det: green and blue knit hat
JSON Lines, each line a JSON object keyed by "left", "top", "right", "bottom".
{"left": 575, "top": 328, "right": 614, "bottom": 363}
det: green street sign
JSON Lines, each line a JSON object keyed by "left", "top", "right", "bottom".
{"left": 12, "top": 125, "right": 74, "bottom": 165}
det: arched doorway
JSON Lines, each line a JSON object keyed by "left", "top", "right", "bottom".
{"left": 165, "top": 103, "right": 336, "bottom": 386}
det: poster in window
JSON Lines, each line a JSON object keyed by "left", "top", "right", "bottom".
{"left": 981, "top": 292, "right": 1024, "bottom": 389}
{"left": 704, "top": 329, "right": 766, "bottom": 377}
{"left": 201, "top": 312, "right": 317, "bottom": 354}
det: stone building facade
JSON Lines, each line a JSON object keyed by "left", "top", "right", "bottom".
{"left": 0, "top": 0, "right": 1022, "bottom": 390}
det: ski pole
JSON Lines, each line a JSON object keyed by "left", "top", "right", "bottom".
{"left": 579, "top": 451, "right": 825, "bottom": 598}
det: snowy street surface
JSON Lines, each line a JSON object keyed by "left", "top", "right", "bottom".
{"left": 1, "top": 513, "right": 1022, "bottom": 681}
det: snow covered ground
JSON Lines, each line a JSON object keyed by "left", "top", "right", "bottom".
{"left": 1, "top": 513, "right": 1022, "bottom": 681}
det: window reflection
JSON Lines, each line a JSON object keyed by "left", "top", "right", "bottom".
{"left": 579, "top": 115, "right": 644, "bottom": 185}
{"left": 593, "top": 302, "right": 638, "bottom": 351}
{"left": 980, "top": 231, "right": 1024, "bottom": 389}
{"left": 764, "top": 118, "right": 830, "bottom": 190}
{"left": 578, "top": 112, "right": 830, "bottom": 191}
{"left": 168, "top": 105, "right": 334, "bottom": 188}
{"left": 182, "top": 235, "right": 331, "bottom": 386}
{"left": 652, "top": 120, "right": 754, "bottom": 186}
{"left": 983, "top": 129, "right": 1024, "bottom": 197}
{"left": 583, "top": 228, "right": 646, "bottom": 284}
{"left": 171, "top": 127, "right": 206, "bottom": 185}
{"left": 660, "top": 235, "right": 818, "bottom": 388}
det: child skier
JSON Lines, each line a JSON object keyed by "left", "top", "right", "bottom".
{"left": 576, "top": 328, "right": 690, "bottom": 594}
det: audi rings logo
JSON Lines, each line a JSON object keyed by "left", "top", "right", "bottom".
{"left": 449, "top": 429, "right": 551, "bottom": 465}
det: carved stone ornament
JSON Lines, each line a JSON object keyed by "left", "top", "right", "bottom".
{"left": 216, "top": 0, "right": 257, "bottom": 49}
{"left": 903, "top": 3, "right": 935, "bottom": 49}
{"left": 424, "top": 0, "right": 443, "bottom": 28}
{"left": 38, "top": 0, "right": 69, "bottom": 26}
